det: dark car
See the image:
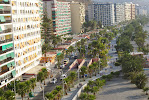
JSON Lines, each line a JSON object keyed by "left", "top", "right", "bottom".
{"left": 74, "top": 56, "right": 78, "bottom": 59}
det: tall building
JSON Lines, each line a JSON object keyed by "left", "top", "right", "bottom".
{"left": 88, "top": 3, "right": 115, "bottom": 26}
{"left": 70, "top": 1, "right": 85, "bottom": 34}
{"left": 0, "top": 0, "right": 42, "bottom": 88}
{"left": 114, "top": 3, "right": 125, "bottom": 24}
{"left": 124, "top": 2, "right": 135, "bottom": 21}
{"left": 43, "top": 0, "right": 71, "bottom": 35}
{"left": 0, "top": 0, "right": 15, "bottom": 87}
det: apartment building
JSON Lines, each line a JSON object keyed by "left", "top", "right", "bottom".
{"left": 0, "top": 0, "right": 15, "bottom": 87}
{"left": 0, "top": 0, "right": 42, "bottom": 88}
{"left": 114, "top": 3, "right": 125, "bottom": 24}
{"left": 88, "top": 3, "right": 115, "bottom": 26}
{"left": 70, "top": 1, "right": 85, "bottom": 34}
{"left": 124, "top": 2, "right": 135, "bottom": 20}
{"left": 43, "top": 0, "right": 71, "bottom": 35}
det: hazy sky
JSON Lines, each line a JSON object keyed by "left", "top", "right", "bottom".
{"left": 93, "top": 0, "right": 149, "bottom": 6}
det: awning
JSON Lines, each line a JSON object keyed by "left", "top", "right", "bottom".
{"left": 7, "top": 62, "right": 11, "bottom": 68}
{"left": 0, "top": 26, "right": 2, "bottom": 32}
{"left": 0, "top": 6, "right": 3, "bottom": 9}
{"left": 11, "top": 61, "right": 15, "bottom": 66}
{"left": 11, "top": 52, "right": 14, "bottom": 58}
{"left": 6, "top": 53, "right": 11, "bottom": 57}
{"left": 12, "top": 70, "right": 16, "bottom": 77}
{"left": 0, "top": 56, "right": 3, "bottom": 61}
{"left": 2, "top": 45, "right": 6, "bottom": 51}
{"left": 0, "top": 16, "right": 6, "bottom": 22}
{"left": 4, "top": 0, "right": 8, "bottom": 2}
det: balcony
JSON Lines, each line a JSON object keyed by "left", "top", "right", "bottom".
{"left": 0, "top": 48, "right": 13, "bottom": 55}
{"left": 0, "top": 38, "right": 12, "bottom": 44}
{"left": 0, "top": 57, "right": 13, "bottom": 65}
{"left": 0, "top": 11, "right": 11, "bottom": 14}
{"left": 0, "top": 0, "right": 10, "bottom": 4}
{"left": 0, "top": 28, "right": 12, "bottom": 34}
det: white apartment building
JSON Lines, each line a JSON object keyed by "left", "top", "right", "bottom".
{"left": 0, "top": 0, "right": 42, "bottom": 88}
{"left": 124, "top": 2, "right": 135, "bottom": 21}
{"left": 88, "top": 3, "right": 115, "bottom": 26}
{"left": 114, "top": 3, "right": 125, "bottom": 24}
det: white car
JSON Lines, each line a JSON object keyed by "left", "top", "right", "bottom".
{"left": 60, "top": 64, "right": 65, "bottom": 69}
{"left": 50, "top": 78, "right": 57, "bottom": 84}
{"left": 60, "top": 74, "right": 67, "bottom": 80}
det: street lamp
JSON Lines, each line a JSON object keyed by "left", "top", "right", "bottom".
{"left": 77, "top": 69, "right": 81, "bottom": 83}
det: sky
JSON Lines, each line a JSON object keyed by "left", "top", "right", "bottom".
{"left": 93, "top": 0, "right": 149, "bottom": 6}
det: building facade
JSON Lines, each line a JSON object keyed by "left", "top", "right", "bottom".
{"left": 70, "top": 1, "right": 85, "bottom": 34}
{"left": 88, "top": 3, "right": 115, "bottom": 26}
{"left": 0, "top": 0, "right": 42, "bottom": 88}
{"left": 43, "top": 0, "right": 71, "bottom": 35}
{"left": 0, "top": 0, "right": 15, "bottom": 87}
{"left": 124, "top": 2, "right": 135, "bottom": 21}
{"left": 114, "top": 3, "right": 125, "bottom": 24}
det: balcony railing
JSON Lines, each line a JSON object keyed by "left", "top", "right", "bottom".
{"left": 0, "top": 57, "right": 13, "bottom": 65}
{"left": 0, "top": 38, "right": 12, "bottom": 44}
{"left": 0, "top": 48, "right": 13, "bottom": 55}
{"left": 0, "top": 1, "right": 10, "bottom": 4}
{"left": 0, "top": 20, "right": 11, "bottom": 24}
{"left": 0, "top": 11, "right": 11, "bottom": 14}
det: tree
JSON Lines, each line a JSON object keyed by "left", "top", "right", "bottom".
{"left": 79, "top": 93, "right": 88, "bottom": 100}
{"left": 41, "top": 68, "right": 49, "bottom": 85}
{"left": 68, "top": 71, "right": 77, "bottom": 86}
{"left": 30, "top": 78, "right": 36, "bottom": 92}
{"left": 37, "top": 71, "right": 44, "bottom": 88}
{"left": 133, "top": 73, "right": 148, "bottom": 89}
{"left": 55, "top": 86, "right": 62, "bottom": 100}
{"left": 80, "top": 66, "right": 87, "bottom": 81}
{"left": 92, "top": 62, "right": 98, "bottom": 76}
{"left": 25, "top": 80, "right": 32, "bottom": 100}
{"left": 84, "top": 85, "right": 91, "bottom": 94}
{"left": 41, "top": 12, "right": 54, "bottom": 63}
{"left": 0, "top": 88, "right": 4, "bottom": 97}
{"left": 143, "top": 87, "right": 149, "bottom": 95}
{"left": 56, "top": 53, "right": 64, "bottom": 68}
{"left": 17, "top": 82, "right": 27, "bottom": 100}
{"left": 91, "top": 86, "right": 99, "bottom": 95}
{"left": 45, "top": 92, "right": 54, "bottom": 100}
{"left": 88, "top": 94, "right": 96, "bottom": 100}
{"left": 4, "top": 90, "right": 15, "bottom": 100}
{"left": 88, "top": 65, "right": 94, "bottom": 78}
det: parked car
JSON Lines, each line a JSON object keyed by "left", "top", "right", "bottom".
{"left": 64, "top": 58, "right": 69, "bottom": 65}
{"left": 60, "top": 64, "right": 65, "bottom": 69}
{"left": 74, "top": 56, "right": 78, "bottom": 59}
{"left": 60, "top": 74, "right": 67, "bottom": 80}
{"left": 50, "top": 78, "right": 57, "bottom": 84}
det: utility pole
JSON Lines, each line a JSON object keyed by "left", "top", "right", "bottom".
{"left": 78, "top": 69, "right": 80, "bottom": 83}
{"left": 43, "top": 84, "right": 45, "bottom": 100}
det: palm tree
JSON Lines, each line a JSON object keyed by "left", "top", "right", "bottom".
{"left": 45, "top": 92, "right": 54, "bottom": 100}
{"left": 91, "top": 86, "right": 99, "bottom": 95}
{"left": 88, "top": 65, "right": 94, "bottom": 78}
{"left": 30, "top": 78, "right": 36, "bottom": 93}
{"left": 25, "top": 80, "right": 31, "bottom": 100}
{"left": 84, "top": 85, "right": 91, "bottom": 94}
{"left": 16, "top": 82, "right": 27, "bottom": 100}
{"left": 92, "top": 62, "right": 98, "bottom": 76}
{"left": 79, "top": 93, "right": 88, "bottom": 100}
{"left": 80, "top": 66, "right": 87, "bottom": 81}
{"left": 41, "top": 68, "right": 49, "bottom": 85}
{"left": 37, "top": 71, "right": 44, "bottom": 88}
{"left": 0, "top": 96, "right": 6, "bottom": 100}
{"left": 56, "top": 53, "right": 64, "bottom": 68}
{"left": 51, "top": 90, "right": 58, "bottom": 99}
{"left": 0, "top": 88, "right": 4, "bottom": 97}
{"left": 134, "top": 73, "right": 148, "bottom": 89}
{"left": 4, "top": 90, "right": 15, "bottom": 100}
{"left": 88, "top": 94, "right": 96, "bottom": 100}
{"left": 55, "top": 86, "right": 62, "bottom": 100}
{"left": 69, "top": 71, "right": 77, "bottom": 86}
{"left": 64, "top": 77, "right": 71, "bottom": 94}
{"left": 143, "top": 87, "right": 149, "bottom": 95}
{"left": 88, "top": 80, "right": 94, "bottom": 88}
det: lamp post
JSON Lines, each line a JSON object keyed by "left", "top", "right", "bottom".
{"left": 43, "top": 84, "right": 45, "bottom": 100}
